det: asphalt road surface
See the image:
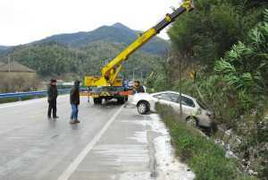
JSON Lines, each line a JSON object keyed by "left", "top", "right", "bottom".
{"left": 0, "top": 95, "right": 194, "bottom": 180}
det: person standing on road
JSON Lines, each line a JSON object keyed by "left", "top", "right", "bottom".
{"left": 70, "top": 80, "right": 81, "bottom": 124}
{"left": 133, "top": 80, "right": 145, "bottom": 93}
{"left": 47, "top": 79, "right": 59, "bottom": 119}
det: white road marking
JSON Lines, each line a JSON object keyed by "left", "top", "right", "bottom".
{"left": 57, "top": 105, "right": 124, "bottom": 180}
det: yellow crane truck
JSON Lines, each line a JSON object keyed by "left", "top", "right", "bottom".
{"left": 84, "top": 0, "right": 194, "bottom": 104}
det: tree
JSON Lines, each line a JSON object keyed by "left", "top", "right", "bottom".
{"left": 168, "top": 0, "right": 266, "bottom": 70}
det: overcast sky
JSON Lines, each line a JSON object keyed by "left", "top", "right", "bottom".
{"left": 0, "top": 0, "right": 183, "bottom": 46}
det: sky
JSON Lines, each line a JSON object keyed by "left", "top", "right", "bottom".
{"left": 0, "top": 0, "right": 182, "bottom": 46}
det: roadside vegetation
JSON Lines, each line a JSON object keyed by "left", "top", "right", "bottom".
{"left": 147, "top": 0, "right": 267, "bottom": 179}
{"left": 157, "top": 104, "right": 254, "bottom": 180}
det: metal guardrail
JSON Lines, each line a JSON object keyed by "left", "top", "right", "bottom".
{"left": 0, "top": 89, "right": 71, "bottom": 99}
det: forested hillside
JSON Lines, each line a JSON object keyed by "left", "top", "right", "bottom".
{"left": 0, "top": 41, "right": 163, "bottom": 80}
{"left": 147, "top": 0, "right": 267, "bottom": 178}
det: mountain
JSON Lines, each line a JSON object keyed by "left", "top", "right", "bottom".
{"left": 35, "top": 23, "right": 169, "bottom": 55}
{"left": 0, "top": 46, "right": 8, "bottom": 50}
{"left": 0, "top": 46, "right": 10, "bottom": 54}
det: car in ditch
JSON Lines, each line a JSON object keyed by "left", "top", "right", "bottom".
{"left": 131, "top": 91, "right": 214, "bottom": 128}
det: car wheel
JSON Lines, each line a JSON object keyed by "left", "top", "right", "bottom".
{"left": 186, "top": 116, "right": 198, "bottom": 127}
{"left": 137, "top": 101, "right": 150, "bottom": 114}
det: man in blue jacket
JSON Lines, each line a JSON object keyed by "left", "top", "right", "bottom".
{"left": 70, "top": 80, "right": 80, "bottom": 124}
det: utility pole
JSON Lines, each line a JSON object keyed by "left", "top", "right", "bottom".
{"left": 132, "top": 70, "right": 135, "bottom": 81}
{"left": 8, "top": 55, "right": 11, "bottom": 73}
{"left": 179, "top": 54, "right": 183, "bottom": 119}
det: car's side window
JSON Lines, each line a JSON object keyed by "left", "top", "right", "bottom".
{"left": 153, "top": 93, "right": 195, "bottom": 108}
{"left": 152, "top": 94, "right": 162, "bottom": 99}
{"left": 180, "top": 96, "right": 195, "bottom": 107}
{"left": 153, "top": 93, "right": 171, "bottom": 101}
{"left": 168, "top": 93, "right": 180, "bottom": 103}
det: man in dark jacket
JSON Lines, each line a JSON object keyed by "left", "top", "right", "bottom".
{"left": 47, "top": 79, "right": 58, "bottom": 119}
{"left": 70, "top": 80, "right": 80, "bottom": 124}
{"left": 133, "top": 81, "right": 145, "bottom": 93}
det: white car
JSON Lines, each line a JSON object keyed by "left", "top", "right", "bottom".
{"left": 132, "top": 91, "right": 213, "bottom": 128}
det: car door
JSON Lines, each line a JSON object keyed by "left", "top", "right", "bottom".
{"left": 179, "top": 96, "right": 196, "bottom": 117}
{"left": 166, "top": 93, "right": 187, "bottom": 118}
{"left": 168, "top": 94, "right": 196, "bottom": 119}
{"left": 155, "top": 92, "right": 184, "bottom": 113}
{"left": 152, "top": 93, "right": 172, "bottom": 106}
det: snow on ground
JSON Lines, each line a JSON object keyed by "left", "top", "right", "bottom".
{"left": 149, "top": 114, "right": 195, "bottom": 180}
{"left": 119, "top": 171, "right": 152, "bottom": 180}
{"left": 120, "top": 113, "right": 195, "bottom": 180}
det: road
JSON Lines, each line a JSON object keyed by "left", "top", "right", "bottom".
{"left": 0, "top": 95, "right": 194, "bottom": 180}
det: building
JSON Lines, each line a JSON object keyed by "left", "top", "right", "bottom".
{"left": 0, "top": 61, "right": 36, "bottom": 76}
{"left": 0, "top": 61, "right": 38, "bottom": 92}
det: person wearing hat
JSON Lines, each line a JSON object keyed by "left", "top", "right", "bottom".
{"left": 47, "top": 79, "right": 59, "bottom": 119}
{"left": 133, "top": 80, "right": 145, "bottom": 93}
{"left": 70, "top": 80, "right": 81, "bottom": 124}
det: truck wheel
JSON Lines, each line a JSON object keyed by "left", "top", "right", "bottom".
{"left": 117, "top": 97, "right": 125, "bottom": 104}
{"left": 137, "top": 101, "right": 149, "bottom": 114}
{"left": 93, "top": 98, "right": 102, "bottom": 104}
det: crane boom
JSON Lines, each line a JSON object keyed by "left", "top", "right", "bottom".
{"left": 85, "top": 0, "right": 194, "bottom": 88}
